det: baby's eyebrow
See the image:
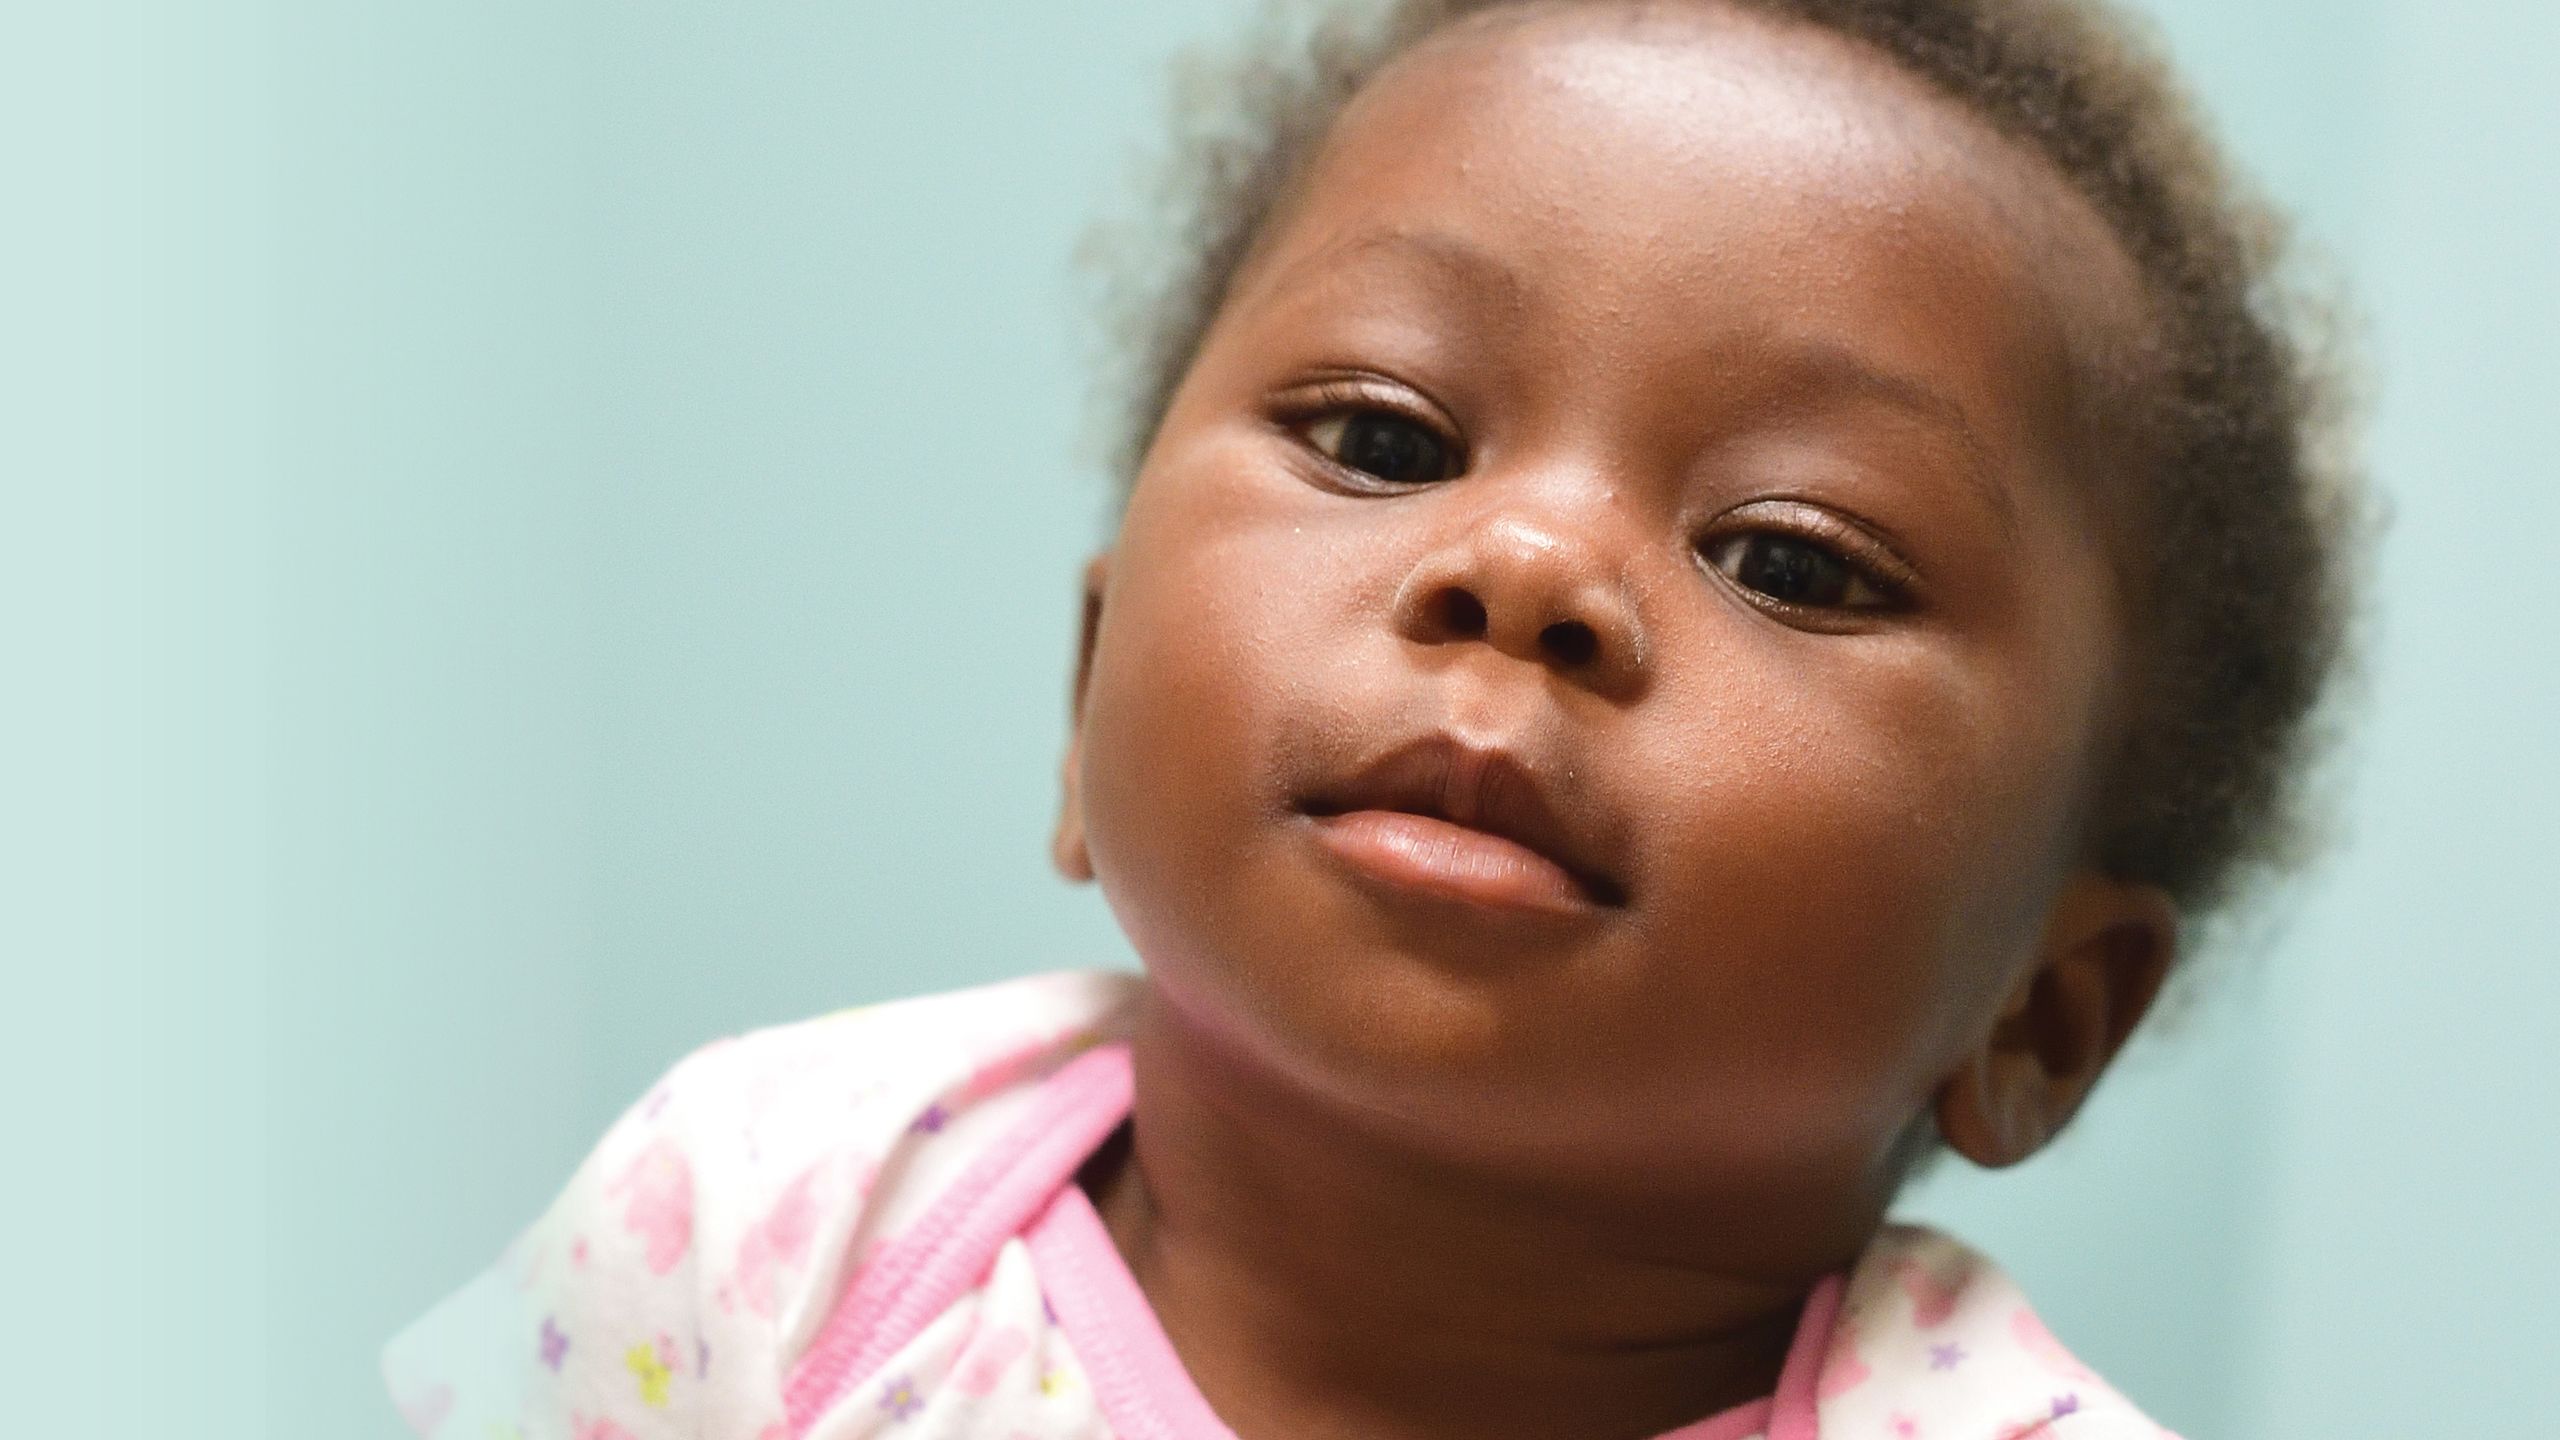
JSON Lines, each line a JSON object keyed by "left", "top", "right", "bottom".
{"left": 1229, "top": 225, "right": 1529, "bottom": 325}
{"left": 1744, "top": 341, "right": 2018, "bottom": 536}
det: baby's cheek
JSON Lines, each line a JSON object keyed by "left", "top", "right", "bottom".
{"left": 1630, "top": 657, "right": 2079, "bottom": 1095}
{"left": 1075, "top": 494, "right": 1346, "bottom": 963}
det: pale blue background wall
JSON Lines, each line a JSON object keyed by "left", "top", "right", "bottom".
{"left": 10, "top": 1, "right": 2554, "bottom": 1437}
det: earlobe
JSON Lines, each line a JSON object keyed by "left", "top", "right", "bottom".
{"left": 1050, "top": 553, "right": 1112, "bottom": 884}
{"left": 1933, "top": 873, "right": 2178, "bottom": 1168}
{"left": 1932, "top": 1049, "right": 2033, "bottom": 1170}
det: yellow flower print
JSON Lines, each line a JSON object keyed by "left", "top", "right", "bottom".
{"left": 627, "top": 1341, "right": 674, "bottom": 1408}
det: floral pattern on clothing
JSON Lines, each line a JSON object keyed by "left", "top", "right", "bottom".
{"left": 384, "top": 970, "right": 2176, "bottom": 1440}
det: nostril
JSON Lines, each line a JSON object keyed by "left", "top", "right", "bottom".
{"left": 1432, "top": 586, "right": 1488, "bottom": 639}
{"left": 1540, "top": 619, "right": 1599, "bottom": 668}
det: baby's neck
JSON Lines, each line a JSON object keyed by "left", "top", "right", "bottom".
{"left": 1084, "top": 988, "right": 1853, "bottom": 1440}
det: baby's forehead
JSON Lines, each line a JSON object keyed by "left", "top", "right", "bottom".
{"left": 1234, "top": 2, "right": 2146, "bottom": 494}
{"left": 1313, "top": 3, "right": 2132, "bottom": 305}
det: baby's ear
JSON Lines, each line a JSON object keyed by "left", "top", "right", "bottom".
{"left": 1933, "top": 873, "right": 2178, "bottom": 1168}
{"left": 1050, "top": 553, "right": 1112, "bottom": 883}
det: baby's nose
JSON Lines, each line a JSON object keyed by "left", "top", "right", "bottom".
{"left": 1390, "top": 510, "right": 1647, "bottom": 698}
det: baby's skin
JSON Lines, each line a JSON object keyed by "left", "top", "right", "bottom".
{"left": 1049, "top": 5, "right": 2179, "bottom": 1439}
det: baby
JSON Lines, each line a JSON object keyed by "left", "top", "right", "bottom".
{"left": 386, "top": 1, "right": 2356, "bottom": 1437}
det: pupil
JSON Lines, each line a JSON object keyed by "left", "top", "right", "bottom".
{"left": 1340, "top": 414, "right": 1444, "bottom": 483}
{"left": 1741, "top": 536, "right": 1847, "bottom": 605}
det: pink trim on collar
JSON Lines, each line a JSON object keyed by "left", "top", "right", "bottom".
{"left": 1026, "top": 1185, "right": 1235, "bottom": 1440}
{"left": 1021, "top": 1050, "right": 1844, "bottom": 1440}
{"left": 1031, "top": 1183, "right": 1842, "bottom": 1440}
{"left": 1763, "top": 1271, "right": 1846, "bottom": 1440}
{"left": 785, "top": 1038, "right": 1846, "bottom": 1440}
{"left": 782, "top": 1043, "right": 1135, "bottom": 1436}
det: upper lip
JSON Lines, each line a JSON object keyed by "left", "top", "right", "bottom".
{"left": 1297, "top": 733, "right": 1628, "bottom": 907}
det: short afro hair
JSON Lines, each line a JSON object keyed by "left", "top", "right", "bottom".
{"left": 1083, "top": 0, "right": 2366, "bottom": 940}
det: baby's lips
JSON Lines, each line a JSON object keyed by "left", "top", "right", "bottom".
{"left": 1310, "top": 807, "right": 1602, "bottom": 916}
{"left": 1296, "top": 729, "right": 1628, "bottom": 907}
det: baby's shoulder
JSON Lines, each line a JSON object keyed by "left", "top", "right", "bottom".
{"left": 655, "top": 966, "right": 1143, "bottom": 1223}
{"left": 382, "top": 969, "right": 1142, "bottom": 1438}
{"left": 577, "top": 971, "right": 1137, "bottom": 1304}
{"left": 664, "top": 967, "right": 1141, "bottom": 1145}
{"left": 1825, "top": 1223, "right": 2183, "bottom": 1439}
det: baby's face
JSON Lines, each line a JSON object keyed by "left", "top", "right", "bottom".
{"left": 1064, "top": 3, "right": 2161, "bottom": 1255}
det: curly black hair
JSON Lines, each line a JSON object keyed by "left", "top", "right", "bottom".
{"left": 1084, "top": 0, "right": 2365, "bottom": 940}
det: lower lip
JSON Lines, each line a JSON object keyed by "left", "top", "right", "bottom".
{"left": 1307, "top": 809, "right": 1598, "bottom": 917}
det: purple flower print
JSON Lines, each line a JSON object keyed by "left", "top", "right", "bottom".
{"left": 2050, "top": 1394, "right": 2082, "bottom": 1419}
{"left": 539, "top": 1317, "right": 570, "bottom": 1372}
{"left": 1928, "top": 1342, "right": 1966, "bottom": 1371}
{"left": 912, "top": 1103, "right": 950, "bottom": 1134}
{"left": 878, "top": 1375, "right": 924, "bottom": 1422}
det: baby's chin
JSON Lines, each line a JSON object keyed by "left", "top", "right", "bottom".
{"left": 1139, "top": 916, "right": 1561, "bottom": 1090}
{"left": 1136, "top": 917, "right": 1832, "bottom": 1175}
{"left": 1142, "top": 947, "right": 1912, "bottom": 1257}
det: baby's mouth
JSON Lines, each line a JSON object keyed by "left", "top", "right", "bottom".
{"left": 1294, "top": 733, "right": 1628, "bottom": 914}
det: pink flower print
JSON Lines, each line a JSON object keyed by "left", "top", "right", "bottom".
{"left": 953, "top": 1038, "right": 1053, "bottom": 1108}
{"left": 1816, "top": 1339, "right": 1871, "bottom": 1400}
{"left": 899, "top": 1032, "right": 1096, "bottom": 1139}
{"left": 2010, "top": 1308, "right": 2097, "bottom": 1383}
{"left": 954, "top": 1325, "right": 1032, "bottom": 1396}
{"left": 610, "top": 1137, "right": 695, "bottom": 1275}
{"left": 393, "top": 1381, "right": 452, "bottom": 1436}
{"left": 572, "top": 1415, "right": 636, "bottom": 1440}
{"left": 732, "top": 1162, "right": 827, "bottom": 1320}
{"left": 1890, "top": 1414, "right": 1920, "bottom": 1438}
{"left": 1895, "top": 1258, "right": 1960, "bottom": 1329}
{"left": 1992, "top": 1404, "right": 2082, "bottom": 1440}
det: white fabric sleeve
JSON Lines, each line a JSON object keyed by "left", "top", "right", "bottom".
{"left": 382, "top": 1043, "right": 735, "bottom": 1440}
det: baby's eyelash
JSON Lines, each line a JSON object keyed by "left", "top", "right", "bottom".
{"left": 1696, "top": 503, "right": 1924, "bottom": 614}
{"left": 1273, "top": 376, "right": 1455, "bottom": 433}
{"left": 1269, "top": 376, "right": 1470, "bottom": 487}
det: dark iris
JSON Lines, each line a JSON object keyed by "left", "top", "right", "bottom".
{"left": 1334, "top": 412, "right": 1454, "bottom": 484}
{"left": 1728, "top": 534, "right": 1855, "bottom": 606}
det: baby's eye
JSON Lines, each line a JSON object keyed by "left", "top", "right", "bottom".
{"left": 1302, "top": 411, "right": 1460, "bottom": 486}
{"left": 1702, "top": 532, "right": 1891, "bottom": 610}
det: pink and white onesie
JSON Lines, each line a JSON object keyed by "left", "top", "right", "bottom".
{"left": 384, "top": 970, "right": 2180, "bottom": 1440}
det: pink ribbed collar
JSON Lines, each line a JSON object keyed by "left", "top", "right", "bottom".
{"left": 791, "top": 1042, "right": 1843, "bottom": 1440}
